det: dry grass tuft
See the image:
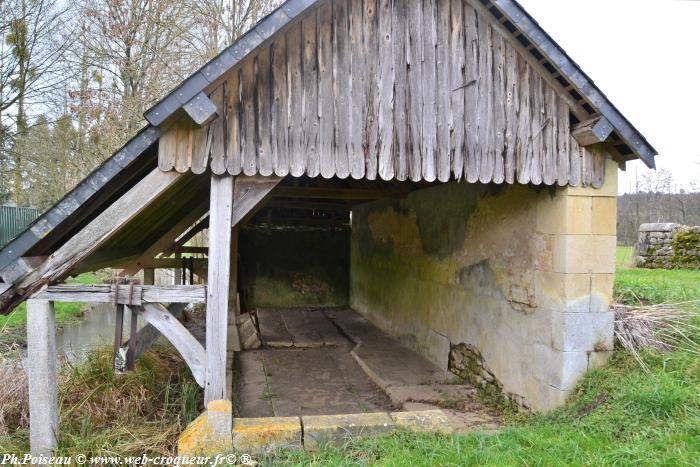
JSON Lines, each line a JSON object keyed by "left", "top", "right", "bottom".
{"left": 0, "top": 363, "right": 30, "bottom": 437}
{"left": 0, "top": 345, "right": 202, "bottom": 455}
{"left": 613, "top": 300, "right": 700, "bottom": 371}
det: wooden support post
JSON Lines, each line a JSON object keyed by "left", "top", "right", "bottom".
{"left": 205, "top": 174, "right": 234, "bottom": 404}
{"left": 126, "top": 306, "right": 138, "bottom": 370}
{"left": 113, "top": 304, "right": 124, "bottom": 371}
{"left": 27, "top": 300, "right": 58, "bottom": 455}
{"left": 174, "top": 253, "right": 182, "bottom": 285}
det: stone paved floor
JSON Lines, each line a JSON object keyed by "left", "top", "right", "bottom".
{"left": 236, "top": 308, "right": 500, "bottom": 430}
{"left": 237, "top": 308, "right": 393, "bottom": 417}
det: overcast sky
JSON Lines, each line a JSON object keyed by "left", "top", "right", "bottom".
{"left": 517, "top": 0, "right": 700, "bottom": 194}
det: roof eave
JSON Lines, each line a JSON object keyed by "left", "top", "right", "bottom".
{"left": 491, "top": 0, "right": 657, "bottom": 169}
{"left": 144, "top": 0, "right": 317, "bottom": 128}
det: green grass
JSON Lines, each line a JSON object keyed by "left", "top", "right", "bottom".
{"left": 615, "top": 247, "right": 700, "bottom": 306}
{"left": 0, "top": 272, "right": 105, "bottom": 330}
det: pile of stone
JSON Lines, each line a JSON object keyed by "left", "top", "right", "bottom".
{"left": 635, "top": 223, "right": 700, "bottom": 269}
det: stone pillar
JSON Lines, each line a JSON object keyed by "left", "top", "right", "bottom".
{"left": 533, "top": 158, "right": 617, "bottom": 410}
{"left": 27, "top": 300, "right": 59, "bottom": 455}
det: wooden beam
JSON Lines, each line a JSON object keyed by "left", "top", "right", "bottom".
{"left": 121, "top": 203, "right": 209, "bottom": 276}
{"left": 266, "top": 200, "right": 354, "bottom": 211}
{"left": 137, "top": 303, "right": 205, "bottom": 387}
{"left": 141, "top": 258, "right": 208, "bottom": 269}
{"left": 183, "top": 91, "right": 219, "bottom": 127}
{"left": 206, "top": 174, "right": 234, "bottom": 403}
{"left": 226, "top": 226, "right": 241, "bottom": 399}
{"left": 126, "top": 306, "right": 138, "bottom": 370}
{"left": 175, "top": 246, "right": 208, "bottom": 255}
{"left": 113, "top": 304, "right": 124, "bottom": 371}
{"left": 117, "top": 303, "right": 187, "bottom": 370}
{"left": 27, "top": 300, "right": 58, "bottom": 455}
{"left": 2, "top": 169, "right": 184, "bottom": 313}
{"left": 167, "top": 216, "right": 210, "bottom": 255}
{"left": 272, "top": 186, "right": 409, "bottom": 200}
{"left": 35, "top": 284, "right": 206, "bottom": 304}
{"left": 232, "top": 175, "right": 283, "bottom": 227}
{"left": 572, "top": 116, "right": 614, "bottom": 146}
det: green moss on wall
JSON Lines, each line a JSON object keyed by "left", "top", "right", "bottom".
{"left": 671, "top": 230, "right": 700, "bottom": 268}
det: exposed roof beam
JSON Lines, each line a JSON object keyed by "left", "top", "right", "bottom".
{"left": 272, "top": 186, "right": 409, "bottom": 200}
{"left": 183, "top": 92, "right": 219, "bottom": 127}
{"left": 572, "top": 116, "right": 614, "bottom": 146}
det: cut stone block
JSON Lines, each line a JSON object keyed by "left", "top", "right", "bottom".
{"left": 302, "top": 412, "right": 394, "bottom": 450}
{"left": 391, "top": 410, "right": 452, "bottom": 434}
{"left": 257, "top": 309, "right": 294, "bottom": 347}
{"left": 552, "top": 235, "right": 616, "bottom": 274}
{"left": 178, "top": 400, "right": 233, "bottom": 456}
{"left": 232, "top": 416, "right": 302, "bottom": 454}
{"left": 551, "top": 311, "right": 615, "bottom": 352}
{"left": 591, "top": 197, "right": 617, "bottom": 235}
{"left": 533, "top": 344, "right": 589, "bottom": 391}
{"left": 385, "top": 384, "right": 476, "bottom": 408}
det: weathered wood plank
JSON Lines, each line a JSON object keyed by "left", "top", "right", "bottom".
{"left": 191, "top": 115, "right": 210, "bottom": 175}
{"left": 240, "top": 59, "right": 257, "bottom": 177}
{"left": 435, "top": 0, "right": 451, "bottom": 182}
{"left": 13, "top": 170, "right": 183, "bottom": 301}
{"left": 121, "top": 203, "right": 208, "bottom": 276}
{"left": 158, "top": 124, "right": 178, "bottom": 172}
{"left": 543, "top": 86, "right": 558, "bottom": 185}
{"left": 36, "top": 284, "right": 207, "bottom": 304}
{"left": 302, "top": 14, "right": 320, "bottom": 177}
{"left": 421, "top": 0, "right": 438, "bottom": 182}
{"left": 556, "top": 96, "right": 571, "bottom": 186}
{"left": 205, "top": 174, "right": 233, "bottom": 403}
{"left": 477, "top": 19, "right": 494, "bottom": 183}
{"left": 406, "top": 0, "right": 423, "bottom": 182}
{"left": 516, "top": 55, "right": 531, "bottom": 184}
{"left": 492, "top": 32, "right": 506, "bottom": 184}
{"left": 288, "top": 23, "right": 305, "bottom": 177}
{"left": 463, "top": 3, "right": 479, "bottom": 183}
{"left": 27, "top": 300, "right": 58, "bottom": 455}
{"left": 119, "top": 303, "right": 187, "bottom": 369}
{"left": 271, "top": 35, "right": 289, "bottom": 177}
{"left": 363, "top": 0, "right": 379, "bottom": 180}
{"left": 318, "top": 1, "right": 335, "bottom": 179}
{"left": 209, "top": 85, "right": 227, "bottom": 175}
{"left": 256, "top": 48, "right": 273, "bottom": 177}
{"left": 529, "top": 70, "right": 544, "bottom": 185}
{"left": 449, "top": 0, "right": 465, "bottom": 181}
{"left": 232, "top": 175, "right": 283, "bottom": 227}
{"left": 333, "top": 0, "right": 351, "bottom": 179}
{"left": 139, "top": 303, "right": 206, "bottom": 387}
{"left": 392, "top": 0, "right": 408, "bottom": 181}
{"left": 174, "top": 120, "right": 193, "bottom": 174}
{"left": 377, "top": 0, "right": 394, "bottom": 181}
{"left": 504, "top": 41, "right": 518, "bottom": 184}
{"left": 226, "top": 71, "right": 242, "bottom": 175}
{"left": 349, "top": 0, "right": 366, "bottom": 179}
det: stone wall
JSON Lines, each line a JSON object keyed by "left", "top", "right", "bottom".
{"left": 239, "top": 227, "right": 350, "bottom": 308}
{"left": 350, "top": 159, "right": 619, "bottom": 412}
{"left": 634, "top": 223, "right": 700, "bottom": 269}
